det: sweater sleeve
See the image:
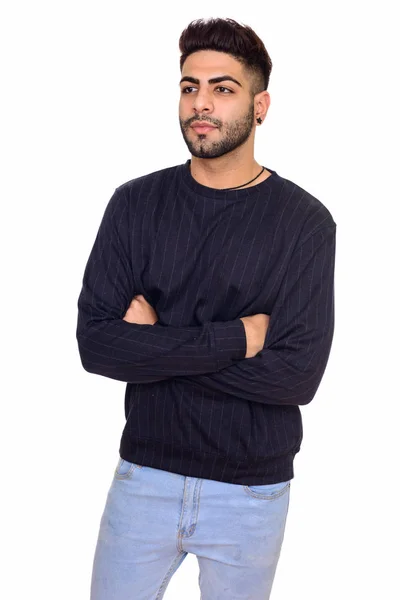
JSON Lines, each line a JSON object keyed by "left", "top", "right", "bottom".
{"left": 76, "top": 188, "right": 246, "bottom": 383}
{"left": 178, "top": 225, "right": 336, "bottom": 406}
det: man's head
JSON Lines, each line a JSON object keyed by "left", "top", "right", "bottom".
{"left": 178, "top": 18, "right": 272, "bottom": 160}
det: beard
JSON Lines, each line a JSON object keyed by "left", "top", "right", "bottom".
{"left": 179, "top": 102, "right": 255, "bottom": 159}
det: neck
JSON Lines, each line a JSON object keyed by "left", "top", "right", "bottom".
{"left": 189, "top": 155, "right": 270, "bottom": 190}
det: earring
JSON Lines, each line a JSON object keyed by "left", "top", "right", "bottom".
{"left": 256, "top": 117, "right": 262, "bottom": 124}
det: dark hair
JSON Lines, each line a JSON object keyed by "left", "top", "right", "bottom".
{"left": 179, "top": 18, "right": 272, "bottom": 97}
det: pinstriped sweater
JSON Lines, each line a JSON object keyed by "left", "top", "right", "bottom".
{"left": 76, "top": 159, "right": 336, "bottom": 484}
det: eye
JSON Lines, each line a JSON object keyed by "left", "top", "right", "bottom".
{"left": 180, "top": 86, "right": 233, "bottom": 94}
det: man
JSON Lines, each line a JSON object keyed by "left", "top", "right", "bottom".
{"left": 76, "top": 17, "right": 336, "bottom": 600}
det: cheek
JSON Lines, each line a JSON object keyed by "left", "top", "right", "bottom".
{"left": 178, "top": 94, "right": 188, "bottom": 107}
{"left": 178, "top": 100, "right": 187, "bottom": 119}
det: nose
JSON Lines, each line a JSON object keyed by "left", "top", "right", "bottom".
{"left": 191, "top": 88, "right": 214, "bottom": 114}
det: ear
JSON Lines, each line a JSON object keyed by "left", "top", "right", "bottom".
{"left": 254, "top": 90, "right": 271, "bottom": 122}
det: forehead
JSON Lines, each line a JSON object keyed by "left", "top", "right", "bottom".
{"left": 182, "top": 50, "right": 244, "bottom": 80}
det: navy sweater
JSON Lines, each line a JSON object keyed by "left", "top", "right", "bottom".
{"left": 76, "top": 159, "right": 336, "bottom": 484}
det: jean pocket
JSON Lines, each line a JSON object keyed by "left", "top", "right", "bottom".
{"left": 114, "top": 457, "right": 143, "bottom": 480}
{"left": 242, "top": 479, "right": 290, "bottom": 500}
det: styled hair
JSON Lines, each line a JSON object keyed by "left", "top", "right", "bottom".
{"left": 179, "top": 18, "right": 272, "bottom": 97}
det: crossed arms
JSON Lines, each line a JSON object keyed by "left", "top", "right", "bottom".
{"left": 76, "top": 188, "right": 336, "bottom": 406}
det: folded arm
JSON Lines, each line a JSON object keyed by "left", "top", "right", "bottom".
{"left": 76, "top": 188, "right": 247, "bottom": 383}
{"left": 177, "top": 225, "right": 336, "bottom": 406}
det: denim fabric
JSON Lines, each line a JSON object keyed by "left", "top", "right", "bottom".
{"left": 90, "top": 458, "right": 291, "bottom": 600}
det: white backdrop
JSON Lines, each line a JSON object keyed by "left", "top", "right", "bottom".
{"left": 1, "top": 1, "right": 399, "bottom": 598}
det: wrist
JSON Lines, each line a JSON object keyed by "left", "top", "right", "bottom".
{"left": 213, "top": 319, "right": 247, "bottom": 369}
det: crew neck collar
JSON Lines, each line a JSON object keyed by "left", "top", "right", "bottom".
{"left": 180, "top": 158, "right": 279, "bottom": 199}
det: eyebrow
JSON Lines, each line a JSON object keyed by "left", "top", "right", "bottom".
{"left": 179, "top": 75, "right": 243, "bottom": 88}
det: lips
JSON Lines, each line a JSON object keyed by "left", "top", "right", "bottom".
{"left": 191, "top": 123, "right": 217, "bottom": 133}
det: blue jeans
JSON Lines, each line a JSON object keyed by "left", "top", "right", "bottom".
{"left": 90, "top": 458, "right": 291, "bottom": 600}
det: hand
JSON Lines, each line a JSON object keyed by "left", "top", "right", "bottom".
{"left": 240, "top": 313, "right": 270, "bottom": 358}
{"left": 122, "top": 294, "right": 158, "bottom": 325}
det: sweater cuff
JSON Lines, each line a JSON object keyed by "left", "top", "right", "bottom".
{"left": 212, "top": 319, "right": 247, "bottom": 370}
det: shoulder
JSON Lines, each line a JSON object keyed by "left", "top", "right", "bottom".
{"left": 272, "top": 171, "right": 336, "bottom": 237}
{"left": 115, "top": 163, "right": 180, "bottom": 200}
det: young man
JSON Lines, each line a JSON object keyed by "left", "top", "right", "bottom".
{"left": 76, "top": 17, "right": 336, "bottom": 600}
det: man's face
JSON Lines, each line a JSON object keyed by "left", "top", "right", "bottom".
{"left": 178, "top": 50, "right": 255, "bottom": 159}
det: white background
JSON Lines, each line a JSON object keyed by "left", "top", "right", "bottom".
{"left": 1, "top": 1, "right": 399, "bottom": 598}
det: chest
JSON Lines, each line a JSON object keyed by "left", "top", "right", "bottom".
{"left": 133, "top": 195, "right": 291, "bottom": 324}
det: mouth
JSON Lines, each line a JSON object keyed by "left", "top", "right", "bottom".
{"left": 191, "top": 124, "right": 217, "bottom": 134}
